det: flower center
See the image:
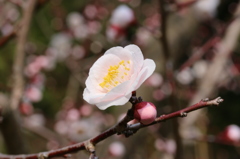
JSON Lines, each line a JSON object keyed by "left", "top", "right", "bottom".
{"left": 99, "top": 60, "right": 131, "bottom": 91}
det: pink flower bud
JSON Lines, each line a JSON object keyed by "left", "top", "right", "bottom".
{"left": 134, "top": 102, "right": 157, "bottom": 125}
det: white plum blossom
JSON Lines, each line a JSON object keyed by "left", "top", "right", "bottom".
{"left": 67, "top": 12, "right": 89, "bottom": 39}
{"left": 176, "top": 68, "right": 194, "bottom": 85}
{"left": 24, "top": 113, "right": 45, "bottom": 127}
{"left": 192, "top": 60, "right": 208, "bottom": 78}
{"left": 67, "top": 12, "right": 84, "bottom": 29}
{"left": 83, "top": 44, "right": 156, "bottom": 110}
{"left": 106, "top": 5, "right": 135, "bottom": 41}
{"left": 109, "top": 5, "right": 134, "bottom": 28}
{"left": 50, "top": 33, "right": 72, "bottom": 61}
{"left": 194, "top": 0, "right": 220, "bottom": 19}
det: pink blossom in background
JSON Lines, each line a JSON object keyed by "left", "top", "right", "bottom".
{"left": 24, "top": 62, "right": 41, "bottom": 77}
{"left": 71, "top": 45, "right": 86, "bottom": 60}
{"left": 192, "top": 60, "right": 208, "bottom": 78}
{"left": 67, "top": 12, "right": 84, "bottom": 29}
{"left": 83, "top": 44, "right": 156, "bottom": 110}
{"left": 6, "top": 5, "right": 20, "bottom": 22}
{"left": 84, "top": 5, "right": 97, "bottom": 20}
{"left": 67, "top": 119, "right": 100, "bottom": 142}
{"left": 176, "top": 68, "right": 194, "bottom": 85}
{"left": 1, "top": 23, "right": 13, "bottom": 35}
{"left": 34, "top": 56, "right": 50, "bottom": 70}
{"left": 144, "top": 13, "right": 160, "bottom": 32}
{"left": 145, "top": 72, "right": 163, "bottom": 87}
{"left": 165, "top": 139, "right": 176, "bottom": 154}
{"left": 67, "top": 12, "right": 89, "bottom": 40}
{"left": 29, "top": 73, "right": 45, "bottom": 89}
{"left": 79, "top": 104, "right": 93, "bottom": 117}
{"left": 135, "top": 27, "right": 152, "bottom": 46}
{"left": 153, "top": 89, "right": 165, "bottom": 101}
{"left": 155, "top": 138, "right": 166, "bottom": 151}
{"left": 87, "top": 21, "right": 101, "bottom": 35}
{"left": 66, "top": 108, "right": 80, "bottom": 121}
{"left": 54, "top": 120, "right": 69, "bottom": 135}
{"left": 25, "top": 85, "right": 42, "bottom": 102}
{"left": 154, "top": 138, "right": 176, "bottom": 154}
{"left": 24, "top": 113, "right": 46, "bottom": 127}
{"left": 108, "top": 141, "right": 125, "bottom": 157}
{"left": 50, "top": 33, "right": 72, "bottom": 61}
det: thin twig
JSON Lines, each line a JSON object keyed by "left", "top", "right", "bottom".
{"left": 0, "top": 97, "right": 223, "bottom": 159}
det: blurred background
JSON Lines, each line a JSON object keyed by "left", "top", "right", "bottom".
{"left": 0, "top": 0, "right": 240, "bottom": 158}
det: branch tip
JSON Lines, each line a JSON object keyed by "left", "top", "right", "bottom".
{"left": 207, "top": 97, "right": 224, "bottom": 106}
{"left": 38, "top": 152, "right": 48, "bottom": 159}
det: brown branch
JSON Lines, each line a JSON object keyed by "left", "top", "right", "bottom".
{"left": 179, "top": 36, "right": 221, "bottom": 71}
{"left": 0, "top": 97, "right": 223, "bottom": 159}
{"left": 159, "top": 0, "right": 170, "bottom": 63}
{"left": 128, "top": 97, "right": 223, "bottom": 130}
{"left": 9, "top": 0, "right": 37, "bottom": 110}
{"left": 179, "top": 14, "right": 237, "bottom": 72}
{"left": 0, "top": 0, "right": 37, "bottom": 154}
{"left": 159, "top": 1, "right": 184, "bottom": 158}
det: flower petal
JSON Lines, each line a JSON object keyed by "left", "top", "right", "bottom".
{"left": 124, "top": 44, "right": 144, "bottom": 70}
{"left": 83, "top": 88, "right": 105, "bottom": 104}
{"left": 132, "top": 59, "right": 156, "bottom": 90}
{"left": 93, "top": 80, "right": 133, "bottom": 109}
{"left": 96, "top": 93, "right": 132, "bottom": 110}
{"left": 101, "top": 80, "right": 131, "bottom": 101}
{"left": 105, "top": 46, "right": 132, "bottom": 61}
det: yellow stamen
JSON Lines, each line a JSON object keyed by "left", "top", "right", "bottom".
{"left": 99, "top": 60, "right": 131, "bottom": 91}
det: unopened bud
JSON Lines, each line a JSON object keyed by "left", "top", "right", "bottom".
{"left": 134, "top": 102, "right": 157, "bottom": 125}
